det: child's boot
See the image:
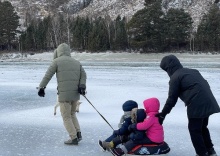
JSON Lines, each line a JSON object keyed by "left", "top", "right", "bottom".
{"left": 98, "top": 140, "right": 106, "bottom": 151}
{"left": 110, "top": 148, "right": 125, "bottom": 156}
{"left": 102, "top": 141, "right": 114, "bottom": 151}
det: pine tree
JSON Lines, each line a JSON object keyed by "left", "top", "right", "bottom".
{"left": 35, "top": 19, "right": 48, "bottom": 50}
{"left": 145, "top": 0, "right": 158, "bottom": 7}
{"left": 72, "top": 16, "right": 84, "bottom": 50}
{"left": 19, "top": 21, "right": 36, "bottom": 51}
{"left": 82, "top": 17, "right": 90, "bottom": 50}
{"left": 127, "top": 1, "right": 164, "bottom": 52}
{"left": 109, "top": 21, "right": 115, "bottom": 50}
{"left": 196, "top": 5, "right": 220, "bottom": 51}
{"left": 88, "top": 20, "right": 98, "bottom": 52}
{"left": 0, "top": 1, "right": 20, "bottom": 50}
{"left": 114, "top": 16, "right": 128, "bottom": 50}
{"left": 88, "top": 17, "right": 110, "bottom": 52}
{"left": 163, "top": 8, "right": 193, "bottom": 51}
{"left": 97, "top": 17, "right": 110, "bottom": 51}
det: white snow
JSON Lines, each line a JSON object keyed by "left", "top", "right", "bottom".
{"left": 0, "top": 52, "right": 219, "bottom": 156}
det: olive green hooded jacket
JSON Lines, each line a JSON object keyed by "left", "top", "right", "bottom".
{"left": 39, "top": 43, "right": 87, "bottom": 102}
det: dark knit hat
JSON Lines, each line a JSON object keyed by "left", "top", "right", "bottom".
{"left": 136, "top": 109, "right": 146, "bottom": 122}
{"left": 122, "top": 100, "right": 138, "bottom": 111}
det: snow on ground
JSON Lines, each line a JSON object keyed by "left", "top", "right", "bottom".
{"left": 1, "top": 51, "right": 220, "bottom": 63}
{"left": 0, "top": 52, "right": 220, "bottom": 156}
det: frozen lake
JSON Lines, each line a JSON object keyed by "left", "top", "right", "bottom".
{"left": 0, "top": 58, "right": 220, "bottom": 156}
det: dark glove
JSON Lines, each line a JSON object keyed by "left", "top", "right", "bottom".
{"left": 128, "top": 123, "right": 137, "bottom": 131}
{"left": 38, "top": 88, "right": 45, "bottom": 97}
{"left": 155, "top": 112, "right": 166, "bottom": 125}
{"left": 113, "top": 130, "right": 119, "bottom": 136}
{"left": 78, "top": 84, "right": 86, "bottom": 95}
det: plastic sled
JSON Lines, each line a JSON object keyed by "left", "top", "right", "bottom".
{"left": 126, "top": 141, "right": 170, "bottom": 155}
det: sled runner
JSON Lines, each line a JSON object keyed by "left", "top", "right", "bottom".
{"left": 111, "top": 141, "right": 170, "bottom": 156}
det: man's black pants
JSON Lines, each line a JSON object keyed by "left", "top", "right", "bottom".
{"left": 188, "top": 117, "right": 213, "bottom": 155}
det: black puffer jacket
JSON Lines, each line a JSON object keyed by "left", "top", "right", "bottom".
{"left": 160, "top": 55, "right": 220, "bottom": 118}
{"left": 129, "top": 109, "right": 146, "bottom": 141}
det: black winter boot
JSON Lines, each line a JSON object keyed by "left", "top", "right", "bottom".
{"left": 196, "top": 153, "right": 209, "bottom": 156}
{"left": 207, "top": 147, "right": 217, "bottom": 156}
{"left": 77, "top": 132, "right": 82, "bottom": 141}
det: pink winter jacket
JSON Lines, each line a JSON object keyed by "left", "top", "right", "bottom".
{"left": 136, "top": 98, "right": 164, "bottom": 143}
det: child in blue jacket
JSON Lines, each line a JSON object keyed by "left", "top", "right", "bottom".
{"left": 99, "top": 100, "right": 138, "bottom": 151}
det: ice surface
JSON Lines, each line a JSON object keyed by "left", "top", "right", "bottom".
{"left": 0, "top": 53, "right": 219, "bottom": 156}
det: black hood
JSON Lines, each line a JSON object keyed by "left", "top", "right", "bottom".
{"left": 160, "top": 55, "right": 183, "bottom": 77}
{"left": 136, "top": 109, "right": 146, "bottom": 123}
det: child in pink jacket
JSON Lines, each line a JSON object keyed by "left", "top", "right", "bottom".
{"left": 110, "top": 97, "right": 164, "bottom": 156}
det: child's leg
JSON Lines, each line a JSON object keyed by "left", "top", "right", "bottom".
{"left": 121, "top": 140, "right": 136, "bottom": 154}
{"left": 105, "top": 132, "right": 117, "bottom": 142}
{"left": 122, "top": 136, "right": 154, "bottom": 153}
{"left": 112, "top": 135, "right": 129, "bottom": 147}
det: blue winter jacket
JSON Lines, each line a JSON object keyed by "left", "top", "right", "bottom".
{"left": 114, "top": 117, "right": 132, "bottom": 136}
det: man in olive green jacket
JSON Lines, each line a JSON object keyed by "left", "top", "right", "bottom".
{"left": 38, "top": 43, "right": 87, "bottom": 145}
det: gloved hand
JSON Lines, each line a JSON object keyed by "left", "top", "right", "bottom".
{"left": 78, "top": 84, "right": 86, "bottom": 95}
{"left": 38, "top": 88, "right": 45, "bottom": 97}
{"left": 155, "top": 112, "right": 166, "bottom": 125}
{"left": 128, "top": 123, "right": 137, "bottom": 131}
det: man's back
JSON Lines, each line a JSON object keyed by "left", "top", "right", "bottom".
{"left": 172, "top": 67, "right": 220, "bottom": 118}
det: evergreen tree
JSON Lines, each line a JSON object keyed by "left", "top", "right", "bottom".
{"left": 163, "top": 8, "right": 193, "bottom": 50}
{"left": 82, "top": 17, "right": 90, "bottom": 50}
{"left": 145, "top": 0, "right": 158, "bottom": 7}
{"left": 114, "top": 16, "right": 128, "bottom": 50}
{"left": 195, "top": 4, "right": 220, "bottom": 51}
{"left": 109, "top": 21, "right": 115, "bottom": 50}
{"left": 23, "top": 21, "right": 36, "bottom": 51}
{"left": 88, "top": 20, "right": 98, "bottom": 52}
{"left": 0, "top": 1, "right": 20, "bottom": 50}
{"left": 35, "top": 18, "right": 49, "bottom": 50}
{"left": 72, "top": 16, "right": 84, "bottom": 50}
{"left": 127, "top": 1, "right": 164, "bottom": 52}
{"left": 88, "top": 17, "right": 109, "bottom": 52}
{"left": 20, "top": 17, "right": 52, "bottom": 51}
{"left": 22, "top": 21, "right": 36, "bottom": 51}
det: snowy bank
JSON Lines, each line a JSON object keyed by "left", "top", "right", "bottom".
{"left": 1, "top": 51, "right": 220, "bottom": 63}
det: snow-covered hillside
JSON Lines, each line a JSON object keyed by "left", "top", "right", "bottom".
{"left": 76, "top": 0, "right": 217, "bottom": 30}
{"left": 4, "top": 0, "right": 219, "bottom": 30}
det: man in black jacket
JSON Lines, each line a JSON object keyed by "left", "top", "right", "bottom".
{"left": 157, "top": 55, "right": 220, "bottom": 156}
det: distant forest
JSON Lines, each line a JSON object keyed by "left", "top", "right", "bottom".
{"left": 0, "top": 0, "right": 220, "bottom": 53}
